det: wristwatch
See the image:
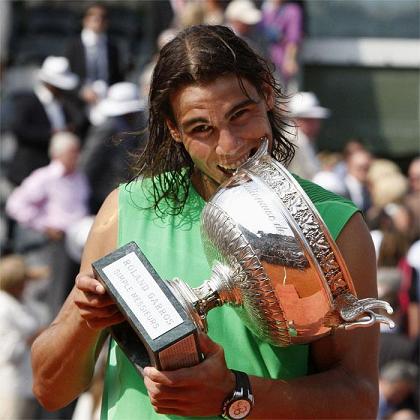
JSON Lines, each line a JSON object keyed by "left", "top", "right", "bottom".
{"left": 221, "top": 370, "right": 254, "bottom": 419}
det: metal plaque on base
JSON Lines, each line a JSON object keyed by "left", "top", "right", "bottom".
{"left": 92, "top": 242, "right": 202, "bottom": 372}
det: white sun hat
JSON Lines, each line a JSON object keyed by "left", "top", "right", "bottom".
{"left": 98, "top": 82, "right": 145, "bottom": 117}
{"left": 289, "top": 92, "right": 331, "bottom": 119}
{"left": 225, "top": 0, "right": 262, "bottom": 25}
{"left": 38, "top": 56, "right": 79, "bottom": 90}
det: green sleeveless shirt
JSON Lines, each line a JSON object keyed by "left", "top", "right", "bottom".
{"left": 101, "top": 175, "right": 358, "bottom": 420}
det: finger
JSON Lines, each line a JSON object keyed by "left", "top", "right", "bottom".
{"left": 143, "top": 367, "right": 180, "bottom": 387}
{"left": 144, "top": 377, "right": 184, "bottom": 398}
{"left": 77, "top": 304, "right": 122, "bottom": 319}
{"left": 76, "top": 272, "right": 106, "bottom": 294}
{"left": 144, "top": 359, "right": 207, "bottom": 387}
{"left": 150, "top": 404, "right": 184, "bottom": 416}
{"left": 85, "top": 312, "right": 125, "bottom": 330}
{"left": 75, "top": 292, "right": 116, "bottom": 308}
{"left": 197, "top": 332, "right": 222, "bottom": 358}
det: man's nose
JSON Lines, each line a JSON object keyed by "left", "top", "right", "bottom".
{"left": 215, "top": 129, "right": 241, "bottom": 156}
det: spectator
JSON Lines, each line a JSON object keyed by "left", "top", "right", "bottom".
{"left": 378, "top": 360, "right": 418, "bottom": 419}
{"left": 6, "top": 56, "right": 81, "bottom": 187}
{"left": 225, "top": 0, "right": 268, "bottom": 58}
{"left": 312, "top": 170, "right": 348, "bottom": 197}
{"left": 0, "top": 255, "right": 45, "bottom": 420}
{"left": 65, "top": 2, "right": 124, "bottom": 122}
{"left": 287, "top": 91, "right": 330, "bottom": 180}
{"left": 261, "top": 0, "right": 304, "bottom": 92}
{"left": 404, "top": 157, "right": 420, "bottom": 240}
{"left": 368, "top": 159, "right": 409, "bottom": 216}
{"left": 139, "top": 28, "right": 178, "bottom": 102}
{"left": 80, "top": 82, "right": 146, "bottom": 214}
{"left": 368, "top": 207, "right": 410, "bottom": 267}
{"left": 177, "top": 0, "right": 225, "bottom": 28}
{"left": 404, "top": 240, "right": 419, "bottom": 339}
{"left": 202, "top": 0, "right": 225, "bottom": 25}
{"left": 333, "top": 138, "right": 367, "bottom": 179}
{"left": 312, "top": 151, "right": 349, "bottom": 196}
{"left": 344, "top": 149, "right": 373, "bottom": 214}
{"left": 377, "top": 267, "right": 417, "bottom": 369}
{"left": 6, "top": 131, "right": 90, "bottom": 320}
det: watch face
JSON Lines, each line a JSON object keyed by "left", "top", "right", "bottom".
{"left": 228, "top": 399, "right": 252, "bottom": 419}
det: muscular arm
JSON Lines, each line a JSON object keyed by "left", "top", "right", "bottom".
{"left": 31, "top": 189, "right": 122, "bottom": 410}
{"left": 144, "top": 213, "right": 380, "bottom": 418}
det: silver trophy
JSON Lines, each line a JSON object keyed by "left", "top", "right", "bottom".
{"left": 94, "top": 138, "right": 394, "bottom": 371}
{"left": 167, "top": 138, "right": 394, "bottom": 347}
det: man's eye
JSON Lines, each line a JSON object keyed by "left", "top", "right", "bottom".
{"left": 232, "top": 109, "right": 248, "bottom": 120}
{"left": 192, "top": 125, "right": 211, "bottom": 133}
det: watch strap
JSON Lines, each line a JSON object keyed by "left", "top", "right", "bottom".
{"left": 221, "top": 369, "right": 254, "bottom": 419}
{"left": 232, "top": 370, "right": 253, "bottom": 401}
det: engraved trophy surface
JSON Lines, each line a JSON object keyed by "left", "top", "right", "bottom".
{"left": 167, "top": 138, "right": 394, "bottom": 347}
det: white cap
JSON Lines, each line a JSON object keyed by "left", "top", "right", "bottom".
{"left": 38, "top": 56, "right": 79, "bottom": 90}
{"left": 225, "top": 0, "right": 262, "bottom": 25}
{"left": 289, "top": 92, "right": 330, "bottom": 119}
{"left": 98, "top": 82, "right": 145, "bottom": 117}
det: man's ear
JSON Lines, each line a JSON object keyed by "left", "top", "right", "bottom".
{"left": 165, "top": 118, "right": 182, "bottom": 143}
{"left": 262, "top": 84, "right": 275, "bottom": 111}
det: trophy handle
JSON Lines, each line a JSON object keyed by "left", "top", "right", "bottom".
{"left": 335, "top": 293, "right": 395, "bottom": 330}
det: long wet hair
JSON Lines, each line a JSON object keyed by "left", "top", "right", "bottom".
{"left": 130, "top": 24, "right": 295, "bottom": 216}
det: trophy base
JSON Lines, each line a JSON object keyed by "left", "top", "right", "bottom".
{"left": 93, "top": 242, "right": 203, "bottom": 372}
{"left": 111, "top": 321, "right": 202, "bottom": 373}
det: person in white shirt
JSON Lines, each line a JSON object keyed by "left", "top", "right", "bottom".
{"left": 0, "top": 255, "right": 45, "bottom": 420}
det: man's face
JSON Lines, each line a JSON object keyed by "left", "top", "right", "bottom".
{"left": 296, "top": 117, "right": 322, "bottom": 141}
{"left": 83, "top": 6, "right": 108, "bottom": 33}
{"left": 58, "top": 143, "right": 80, "bottom": 174}
{"left": 348, "top": 151, "right": 372, "bottom": 183}
{"left": 166, "top": 75, "right": 274, "bottom": 196}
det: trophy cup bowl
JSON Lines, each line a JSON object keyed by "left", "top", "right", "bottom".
{"left": 93, "top": 139, "right": 394, "bottom": 370}
{"left": 167, "top": 138, "right": 394, "bottom": 347}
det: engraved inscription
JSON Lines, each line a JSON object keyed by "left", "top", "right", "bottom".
{"left": 103, "top": 252, "right": 183, "bottom": 339}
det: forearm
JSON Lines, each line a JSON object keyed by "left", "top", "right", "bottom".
{"left": 250, "top": 365, "right": 378, "bottom": 419}
{"left": 284, "top": 43, "right": 298, "bottom": 62}
{"left": 31, "top": 290, "right": 105, "bottom": 410}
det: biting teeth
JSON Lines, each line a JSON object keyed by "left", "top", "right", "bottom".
{"left": 218, "top": 153, "right": 250, "bottom": 170}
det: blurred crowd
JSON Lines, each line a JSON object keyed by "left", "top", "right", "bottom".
{"left": 0, "top": 1, "right": 418, "bottom": 420}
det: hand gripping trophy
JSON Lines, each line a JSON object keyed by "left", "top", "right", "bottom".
{"left": 93, "top": 139, "right": 394, "bottom": 372}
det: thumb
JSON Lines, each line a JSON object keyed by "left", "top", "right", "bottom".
{"left": 198, "top": 332, "right": 221, "bottom": 358}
